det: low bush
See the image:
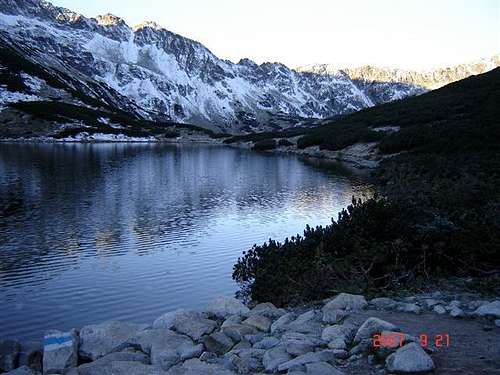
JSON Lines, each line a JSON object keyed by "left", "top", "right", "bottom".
{"left": 163, "top": 130, "right": 180, "bottom": 138}
{"left": 233, "top": 197, "right": 500, "bottom": 306}
{"left": 252, "top": 139, "right": 277, "bottom": 151}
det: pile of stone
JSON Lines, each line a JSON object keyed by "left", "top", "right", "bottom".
{"left": 368, "top": 292, "right": 500, "bottom": 324}
{"left": 1, "top": 293, "right": 500, "bottom": 375}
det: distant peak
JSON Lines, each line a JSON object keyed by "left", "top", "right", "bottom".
{"left": 133, "top": 21, "right": 164, "bottom": 31}
{"left": 237, "top": 58, "right": 258, "bottom": 68}
{"left": 95, "top": 13, "right": 126, "bottom": 27}
{"left": 295, "top": 64, "right": 343, "bottom": 75}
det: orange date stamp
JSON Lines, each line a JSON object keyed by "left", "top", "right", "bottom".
{"left": 372, "top": 333, "right": 450, "bottom": 349}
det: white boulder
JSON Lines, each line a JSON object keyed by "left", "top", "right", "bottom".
{"left": 385, "top": 342, "right": 435, "bottom": 374}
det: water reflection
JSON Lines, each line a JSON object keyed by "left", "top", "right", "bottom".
{"left": 0, "top": 143, "right": 373, "bottom": 341}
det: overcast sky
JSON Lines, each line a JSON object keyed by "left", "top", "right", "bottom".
{"left": 52, "top": 0, "right": 500, "bottom": 70}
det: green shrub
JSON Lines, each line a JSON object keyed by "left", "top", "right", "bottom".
{"left": 233, "top": 197, "right": 500, "bottom": 306}
{"left": 163, "top": 130, "right": 180, "bottom": 138}
{"left": 252, "top": 139, "right": 277, "bottom": 151}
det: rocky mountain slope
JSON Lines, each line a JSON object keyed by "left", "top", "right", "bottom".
{"left": 298, "top": 55, "right": 500, "bottom": 106}
{"left": 1, "top": 0, "right": 498, "bottom": 135}
{"left": 0, "top": 34, "right": 221, "bottom": 141}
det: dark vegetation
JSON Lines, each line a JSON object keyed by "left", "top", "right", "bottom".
{"left": 8, "top": 101, "right": 218, "bottom": 139}
{"left": 223, "top": 127, "right": 308, "bottom": 144}
{"left": 233, "top": 68, "right": 500, "bottom": 305}
{"left": 252, "top": 138, "right": 276, "bottom": 151}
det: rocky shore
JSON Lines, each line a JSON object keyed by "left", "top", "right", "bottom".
{"left": 1, "top": 293, "right": 500, "bottom": 375}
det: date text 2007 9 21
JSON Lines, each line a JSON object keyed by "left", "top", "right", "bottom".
{"left": 372, "top": 333, "right": 450, "bottom": 349}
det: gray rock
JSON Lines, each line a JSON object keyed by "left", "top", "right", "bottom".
{"left": 199, "top": 351, "right": 217, "bottom": 363}
{"left": 221, "top": 315, "right": 242, "bottom": 328}
{"left": 369, "top": 297, "right": 397, "bottom": 310}
{"left": 433, "top": 305, "right": 447, "bottom": 314}
{"left": 262, "top": 345, "right": 292, "bottom": 373}
{"left": 242, "top": 315, "right": 271, "bottom": 332}
{"left": 179, "top": 344, "right": 204, "bottom": 361}
{"left": 284, "top": 340, "right": 314, "bottom": 356}
{"left": 79, "top": 321, "right": 149, "bottom": 360}
{"left": 327, "top": 338, "right": 347, "bottom": 350}
{"left": 353, "top": 317, "right": 398, "bottom": 344}
{"left": 18, "top": 341, "right": 42, "bottom": 372}
{"left": 201, "top": 332, "right": 234, "bottom": 355}
{"left": 251, "top": 302, "right": 276, "bottom": 312}
{"left": 286, "top": 310, "right": 322, "bottom": 335}
{"left": 447, "top": 300, "right": 461, "bottom": 310}
{"left": 224, "top": 348, "right": 265, "bottom": 374}
{"left": 385, "top": 343, "right": 435, "bottom": 374}
{"left": 288, "top": 364, "right": 307, "bottom": 373}
{"left": 244, "top": 333, "right": 265, "bottom": 345}
{"left": 205, "top": 297, "right": 249, "bottom": 318}
{"left": 166, "top": 358, "right": 235, "bottom": 374}
{"left": 473, "top": 301, "right": 500, "bottom": 319}
{"left": 278, "top": 350, "right": 343, "bottom": 371}
{"left": 248, "top": 303, "right": 286, "bottom": 319}
{"left": 67, "top": 351, "right": 149, "bottom": 375}
{"left": 124, "top": 328, "right": 199, "bottom": 370}
{"left": 404, "top": 296, "right": 417, "bottom": 303}
{"left": 227, "top": 348, "right": 265, "bottom": 359}
{"left": 349, "top": 338, "right": 372, "bottom": 356}
{"left": 322, "top": 309, "right": 348, "bottom": 324}
{"left": 450, "top": 307, "right": 465, "bottom": 318}
{"left": 232, "top": 339, "right": 252, "bottom": 350}
{"left": 270, "top": 312, "right": 296, "bottom": 334}
{"left": 168, "top": 311, "right": 218, "bottom": 341}
{"left": 153, "top": 309, "right": 189, "bottom": 329}
{"left": 322, "top": 293, "right": 367, "bottom": 312}
{"left": 281, "top": 332, "right": 323, "bottom": 346}
{"left": 43, "top": 329, "right": 79, "bottom": 374}
{"left": 3, "top": 366, "right": 41, "bottom": 375}
{"left": 0, "top": 339, "right": 20, "bottom": 372}
{"left": 321, "top": 324, "right": 356, "bottom": 344}
{"left": 253, "top": 337, "right": 280, "bottom": 350}
{"left": 68, "top": 361, "right": 169, "bottom": 375}
{"left": 108, "top": 362, "right": 168, "bottom": 374}
{"left": 222, "top": 324, "right": 258, "bottom": 342}
{"left": 423, "top": 299, "right": 444, "bottom": 308}
{"left": 396, "top": 303, "right": 422, "bottom": 314}
{"left": 468, "top": 300, "right": 490, "bottom": 310}
{"left": 305, "top": 362, "right": 345, "bottom": 375}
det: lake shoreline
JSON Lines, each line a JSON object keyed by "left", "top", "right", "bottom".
{"left": 1, "top": 293, "right": 499, "bottom": 374}
{"left": 0, "top": 137, "right": 381, "bottom": 171}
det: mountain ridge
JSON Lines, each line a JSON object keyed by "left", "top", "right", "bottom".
{"left": 0, "top": 0, "right": 498, "bottom": 134}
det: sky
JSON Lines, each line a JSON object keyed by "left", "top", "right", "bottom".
{"left": 51, "top": 0, "right": 500, "bottom": 70}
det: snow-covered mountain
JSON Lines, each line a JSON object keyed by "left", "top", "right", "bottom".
{"left": 0, "top": 0, "right": 498, "bottom": 134}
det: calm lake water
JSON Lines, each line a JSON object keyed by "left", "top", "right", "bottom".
{"left": 0, "top": 143, "right": 373, "bottom": 341}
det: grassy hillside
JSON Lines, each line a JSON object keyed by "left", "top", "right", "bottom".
{"left": 233, "top": 69, "right": 500, "bottom": 305}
